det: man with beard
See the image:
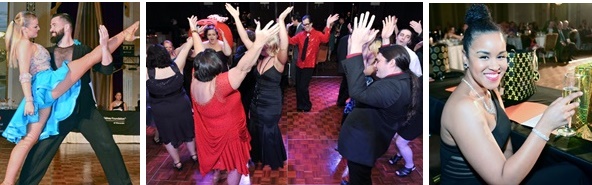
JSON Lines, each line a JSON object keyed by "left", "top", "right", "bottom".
{"left": 16, "top": 13, "right": 132, "bottom": 184}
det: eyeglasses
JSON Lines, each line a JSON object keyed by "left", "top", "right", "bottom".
{"left": 303, "top": 23, "right": 311, "bottom": 26}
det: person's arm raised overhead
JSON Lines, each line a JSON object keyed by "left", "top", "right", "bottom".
{"left": 219, "top": 29, "right": 232, "bottom": 56}
{"left": 188, "top": 15, "right": 205, "bottom": 54}
{"left": 228, "top": 20, "right": 280, "bottom": 90}
{"left": 174, "top": 37, "right": 194, "bottom": 72}
{"left": 226, "top": 3, "right": 253, "bottom": 49}
{"left": 381, "top": 15, "right": 397, "bottom": 46}
{"left": 277, "top": 6, "right": 293, "bottom": 64}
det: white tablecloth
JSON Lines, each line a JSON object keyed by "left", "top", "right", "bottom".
{"left": 535, "top": 35, "right": 546, "bottom": 48}
{"left": 448, "top": 45, "right": 464, "bottom": 71}
{"left": 506, "top": 37, "right": 523, "bottom": 50}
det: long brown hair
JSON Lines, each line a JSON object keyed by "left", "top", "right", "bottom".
{"left": 5, "top": 11, "right": 37, "bottom": 68}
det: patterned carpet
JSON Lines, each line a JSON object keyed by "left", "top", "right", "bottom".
{"left": 146, "top": 77, "right": 423, "bottom": 185}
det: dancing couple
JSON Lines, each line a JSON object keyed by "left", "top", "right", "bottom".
{"left": 1, "top": 11, "right": 139, "bottom": 185}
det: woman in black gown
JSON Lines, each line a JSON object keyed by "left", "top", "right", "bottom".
{"left": 226, "top": 4, "right": 291, "bottom": 169}
{"left": 146, "top": 37, "right": 197, "bottom": 170}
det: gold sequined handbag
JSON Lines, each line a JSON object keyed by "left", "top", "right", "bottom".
{"left": 501, "top": 50, "right": 540, "bottom": 102}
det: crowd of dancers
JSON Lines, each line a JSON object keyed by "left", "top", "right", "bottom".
{"left": 146, "top": 4, "right": 423, "bottom": 184}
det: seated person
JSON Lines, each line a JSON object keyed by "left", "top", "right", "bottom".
{"left": 109, "top": 92, "right": 127, "bottom": 111}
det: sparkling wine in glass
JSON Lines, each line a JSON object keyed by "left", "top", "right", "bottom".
{"left": 556, "top": 72, "right": 581, "bottom": 137}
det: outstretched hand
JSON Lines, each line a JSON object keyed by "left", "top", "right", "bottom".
{"left": 279, "top": 6, "right": 293, "bottom": 22}
{"left": 350, "top": 11, "right": 377, "bottom": 54}
{"left": 410, "top": 20, "right": 422, "bottom": 34}
{"left": 326, "top": 14, "right": 339, "bottom": 28}
{"left": 254, "top": 20, "right": 280, "bottom": 47}
{"left": 99, "top": 25, "right": 109, "bottom": 46}
{"left": 381, "top": 15, "right": 397, "bottom": 41}
{"left": 225, "top": 3, "right": 240, "bottom": 18}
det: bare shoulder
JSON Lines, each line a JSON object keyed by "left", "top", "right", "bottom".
{"left": 441, "top": 92, "right": 488, "bottom": 143}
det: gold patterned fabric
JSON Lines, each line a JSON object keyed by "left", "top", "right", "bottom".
{"left": 429, "top": 44, "right": 448, "bottom": 80}
{"left": 501, "top": 50, "right": 539, "bottom": 102}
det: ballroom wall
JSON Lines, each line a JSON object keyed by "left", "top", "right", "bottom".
{"left": 430, "top": 3, "right": 592, "bottom": 30}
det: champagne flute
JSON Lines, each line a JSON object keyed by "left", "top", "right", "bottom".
{"left": 556, "top": 71, "right": 581, "bottom": 137}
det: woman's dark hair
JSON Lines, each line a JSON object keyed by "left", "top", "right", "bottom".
{"left": 204, "top": 25, "right": 218, "bottom": 36}
{"left": 378, "top": 45, "right": 420, "bottom": 125}
{"left": 193, "top": 48, "right": 224, "bottom": 82}
{"left": 462, "top": 4, "right": 501, "bottom": 56}
{"left": 146, "top": 44, "right": 172, "bottom": 68}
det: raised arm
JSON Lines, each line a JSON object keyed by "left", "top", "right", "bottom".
{"left": 98, "top": 25, "right": 112, "bottom": 67}
{"left": 321, "top": 14, "right": 339, "bottom": 43}
{"left": 381, "top": 15, "right": 397, "bottom": 46}
{"left": 277, "top": 6, "right": 293, "bottom": 64}
{"left": 174, "top": 37, "right": 194, "bottom": 72}
{"left": 226, "top": 3, "right": 253, "bottom": 49}
{"left": 444, "top": 91, "right": 582, "bottom": 184}
{"left": 228, "top": 20, "right": 280, "bottom": 89}
{"left": 188, "top": 15, "right": 205, "bottom": 53}
{"left": 219, "top": 29, "right": 232, "bottom": 56}
{"left": 16, "top": 42, "right": 35, "bottom": 116}
{"left": 410, "top": 20, "right": 422, "bottom": 36}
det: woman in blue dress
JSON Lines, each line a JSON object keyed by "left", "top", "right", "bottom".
{"left": 1, "top": 11, "right": 139, "bottom": 185}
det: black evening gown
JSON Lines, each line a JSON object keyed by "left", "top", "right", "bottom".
{"left": 249, "top": 65, "right": 287, "bottom": 169}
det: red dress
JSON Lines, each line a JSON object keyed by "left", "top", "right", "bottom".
{"left": 192, "top": 72, "right": 251, "bottom": 175}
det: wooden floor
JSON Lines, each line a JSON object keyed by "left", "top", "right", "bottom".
{"left": 146, "top": 77, "right": 423, "bottom": 185}
{"left": 0, "top": 139, "right": 140, "bottom": 185}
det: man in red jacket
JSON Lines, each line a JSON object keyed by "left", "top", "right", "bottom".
{"left": 289, "top": 14, "right": 339, "bottom": 112}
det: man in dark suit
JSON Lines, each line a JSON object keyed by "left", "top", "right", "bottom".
{"left": 17, "top": 13, "right": 132, "bottom": 185}
{"left": 556, "top": 21, "right": 577, "bottom": 62}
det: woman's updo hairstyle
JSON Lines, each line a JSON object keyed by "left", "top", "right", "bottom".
{"left": 462, "top": 4, "right": 501, "bottom": 56}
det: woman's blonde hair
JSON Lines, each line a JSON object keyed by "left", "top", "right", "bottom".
{"left": 5, "top": 11, "right": 37, "bottom": 68}
{"left": 265, "top": 35, "right": 280, "bottom": 56}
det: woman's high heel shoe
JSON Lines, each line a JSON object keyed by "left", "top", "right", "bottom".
{"left": 191, "top": 154, "right": 198, "bottom": 163}
{"left": 388, "top": 154, "right": 403, "bottom": 165}
{"left": 173, "top": 161, "right": 183, "bottom": 171}
{"left": 153, "top": 137, "right": 161, "bottom": 145}
{"left": 124, "top": 21, "right": 139, "bottom": 42}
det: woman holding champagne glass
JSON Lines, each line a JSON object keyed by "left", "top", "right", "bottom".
{"left": 440, "top": 4, "right": 588, "bottom": 184}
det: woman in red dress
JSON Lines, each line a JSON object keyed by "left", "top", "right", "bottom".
{"left": 186, "top": 15, "right": 279, "bottom": 184}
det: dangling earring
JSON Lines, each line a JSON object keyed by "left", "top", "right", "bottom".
{"left": 463, "top": 63, "right": 469, "bottom": 69}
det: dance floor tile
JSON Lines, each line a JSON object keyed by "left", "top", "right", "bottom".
{"left": 147, "top": 77, "right": 423, "bottom": 184}
{"left": 0, "top": 138, "right": 140, "bottom": 185}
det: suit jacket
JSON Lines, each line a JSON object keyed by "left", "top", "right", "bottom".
{"left": 338, "top": 54, "right": 412, "bottom": 167}
{"left": 336, "top": 34, "right": 350, "bottom": 74}
{"left": 47, "top": 44, "right": 114, "bottom": 119}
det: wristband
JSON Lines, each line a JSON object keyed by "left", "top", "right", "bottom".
{"left": 532, "top": 128, "right": 549, "bottom": 142}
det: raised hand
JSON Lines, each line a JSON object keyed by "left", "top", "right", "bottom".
{"left": 350, "top": 11, "right": 377, "bottom": 54}
{"left": 188, "top": 15, "right": 199, "bottom": 31}
{"left": 279, "top": 6, "right": 293, "bottom": 22}
{"left": 254, "top": 20, "right": 280, "bottom": 47}
{"left": 225, "top": 3, "right": 240, "bottom": 19}
{"left": 326, "top": 14, "right": 339, "bottom": 28}
{"left": 410, "top": 20, "right": 422, "bottom": 34}
{"left": 381, "top": 15, "right": 397, "bottom": 41}
{"left": 99, "top": 25, "right": 109, "bottom": 46}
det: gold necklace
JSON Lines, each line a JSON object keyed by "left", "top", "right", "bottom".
{"left": 462, "top": 78, "right": 496, "bottom": 115}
